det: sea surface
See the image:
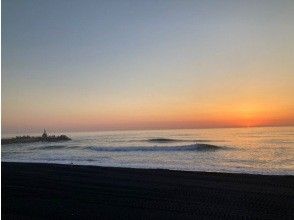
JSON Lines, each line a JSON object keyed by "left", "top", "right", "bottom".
{"left": 2, "top": 127, "right": 294, "bottom": 175}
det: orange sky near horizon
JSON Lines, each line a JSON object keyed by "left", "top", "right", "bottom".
{"left": 3, "top": 97, "right": 294, "bottom": 133}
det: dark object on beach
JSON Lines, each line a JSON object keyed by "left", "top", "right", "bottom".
{"left": 2, "top": 162, "right": 294, "bottom": 219}
{"left": 1, "top": 129, "right": 71, "bottom": 145}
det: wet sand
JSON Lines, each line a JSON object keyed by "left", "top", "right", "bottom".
{"left": 2, "top": 162, "right": 294, "bottom": 219}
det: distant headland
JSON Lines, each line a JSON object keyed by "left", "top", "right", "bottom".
{"left": 1, "top": 129, "right": 71, "bottom": 145}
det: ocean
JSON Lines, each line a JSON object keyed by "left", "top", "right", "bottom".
{"left": 2, "top": 126, "right": 294, "bottom": 175}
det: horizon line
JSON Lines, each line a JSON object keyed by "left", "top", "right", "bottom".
{"left": 2, "top": 124, "right": 294, "bottom": 136}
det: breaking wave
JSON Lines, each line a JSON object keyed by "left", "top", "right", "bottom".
{"left": 35, "top": 143, "right": 226, "bottom": 153}
{"left": 85, "top": 143, "right": 225, "bottom": 152}
{"left": 37, "top": 145, "right": 68, "bottom": 150}
{"left": 146, "top": 138, "right": 213, "bottom": 143}
{"left": 36, "top": 145, "right": 79, "bottom": 150}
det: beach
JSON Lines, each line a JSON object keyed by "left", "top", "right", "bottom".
{"left": 2, "top": 162, "right": 294, "bottom": 219}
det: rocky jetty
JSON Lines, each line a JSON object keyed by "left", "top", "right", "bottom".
{"left": 2, "top": 130, "right": 71, "bottom": 145}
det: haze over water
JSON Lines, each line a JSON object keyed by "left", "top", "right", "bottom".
{"left": 2, "top": 127, "right": 294, "bottom": 175}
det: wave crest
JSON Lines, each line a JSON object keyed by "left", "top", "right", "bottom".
{"left": 38, "top": 145, "right": 68, "bottom": 150}
{"left": 146, "top": 138, "right": 214, "bottom": 143}
{"left": 36, "top": 145, "right": 79, "bottom": 150}
{"left": 85, "top": 143, "right": 225, "bottom": 152}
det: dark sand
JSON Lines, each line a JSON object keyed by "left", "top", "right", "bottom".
{"left": 2, "top": 162, "right": 294, "bottom": 219}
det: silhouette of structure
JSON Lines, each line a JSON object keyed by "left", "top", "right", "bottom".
{"left": 42, "top": 129, "right": 48, "bottom": 139}
{"left": 2, "top": 130, "right": 71, "bottom": 145}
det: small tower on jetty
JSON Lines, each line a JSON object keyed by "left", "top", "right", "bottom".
{"left": 42, "top": 129, "right": 48, "bottom": 139}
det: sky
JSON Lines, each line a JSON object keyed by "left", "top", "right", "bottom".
{"left": 2, "top": 0, "right": 294, "bottom": 134}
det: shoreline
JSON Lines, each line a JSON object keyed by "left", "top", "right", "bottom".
{"left": 2, "top": 162, "right": 294, "bottom": 219}
{"left": 2, "top": 160, "right": 293, "bottom": 176}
